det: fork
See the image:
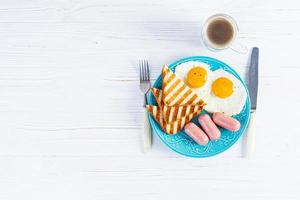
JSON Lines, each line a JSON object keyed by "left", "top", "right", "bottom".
{"left": 139, "top": 60, "right": 152, "bottom": 152}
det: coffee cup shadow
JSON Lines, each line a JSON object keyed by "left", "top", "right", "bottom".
{"left": 137, "top": 20, "right": 206, "bottom": 48}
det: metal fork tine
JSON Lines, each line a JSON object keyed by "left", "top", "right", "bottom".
{"left": 144, "top": 60, "right": 147, "bottom": 81}
{"left": 146, "top": 60, "right": 150, "bottom": 81}
{"left": 143, "top": 60, "right": 147, "bottom": 81}
{"left": 139, "top": 59, "right": 150, "bottom": 81}
{"left": 139, "top": 60, "right": 143, "bottom": 81}
{"left": 141, "top": 60, "right": 144, "bottom": 81}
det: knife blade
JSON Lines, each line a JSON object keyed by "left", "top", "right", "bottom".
{"left": 246, "top": 47, "right": 259, "bottom": 158}
{"left": 249, "top": 47, "right": 259, "bottom": 111}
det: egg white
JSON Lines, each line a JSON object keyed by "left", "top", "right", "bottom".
{"left": 204, "top": 69, "right": 247, "bottom": 116}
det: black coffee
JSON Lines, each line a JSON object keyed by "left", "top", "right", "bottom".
{"left": 207, "top": 18, "right": 234, "bottom": 46}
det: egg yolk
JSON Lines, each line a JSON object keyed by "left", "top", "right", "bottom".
{"left": 186, "top": 67, "right": 207, "bottom": 88}
{"left": 212, "top": 77, "right": 234, "bottom": 98}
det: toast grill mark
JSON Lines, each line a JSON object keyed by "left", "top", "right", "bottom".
{"left": 151, "top": 89, "right": 205, "bottom": 123}
{"left": 147, "top": 105, "right": 204, "bottom": 134}
{"left": 146, "top": 65, "right": 206, "bottom": 134}
{"left": 161, "top": 65, "right": 205, "bottom": 106}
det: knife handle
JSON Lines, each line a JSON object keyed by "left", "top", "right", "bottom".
{"left": 142, "top": 108, "right": 152, "bottom": 152}
{"left": 245, "top": 112, "right": 255, "bottom": 158}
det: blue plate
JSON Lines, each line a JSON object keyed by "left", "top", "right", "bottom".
{"left": 148, "top": 56, "right": 250, "bottom": 157}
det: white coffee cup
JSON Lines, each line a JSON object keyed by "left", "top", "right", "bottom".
{"left": 202, "top": 14, "right": 247, "bottom": 53}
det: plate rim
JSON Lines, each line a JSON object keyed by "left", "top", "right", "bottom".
{"left": 148, "top": 56, "right": 251, "bottom": 158}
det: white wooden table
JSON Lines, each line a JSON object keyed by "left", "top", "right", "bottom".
{"left": 0, "top": 0, "right": 299, "bottom": 199}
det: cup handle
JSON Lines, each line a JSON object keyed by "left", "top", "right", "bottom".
{"left": 230, "top": 40, "right": 248, "bottom": 54}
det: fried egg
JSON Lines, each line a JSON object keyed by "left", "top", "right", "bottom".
{"left": 175, "top": 61, "right": 211, "bottom": 103}
{"left": 175, "top": 62, "right": 246, "bottom": 116}
{"left": 204, "top": 69, "right": 247, "bottom": 116}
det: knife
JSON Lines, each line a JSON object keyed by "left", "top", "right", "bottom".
{"left": 246, "top": 47, "right": 259, "bottom": 158}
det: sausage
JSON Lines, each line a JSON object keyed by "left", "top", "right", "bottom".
{"left": 184, "top": 123, "right": 209, "bottom": 145}
{"left": 212, "top": 112, "right": 241, "bottom": 132}
{"left": 198, "top": 114, "right": 221, "bottom": 140}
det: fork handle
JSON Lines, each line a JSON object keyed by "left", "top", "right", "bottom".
{"left": 142, "top": 108, "right": 152, "bottom": 152}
